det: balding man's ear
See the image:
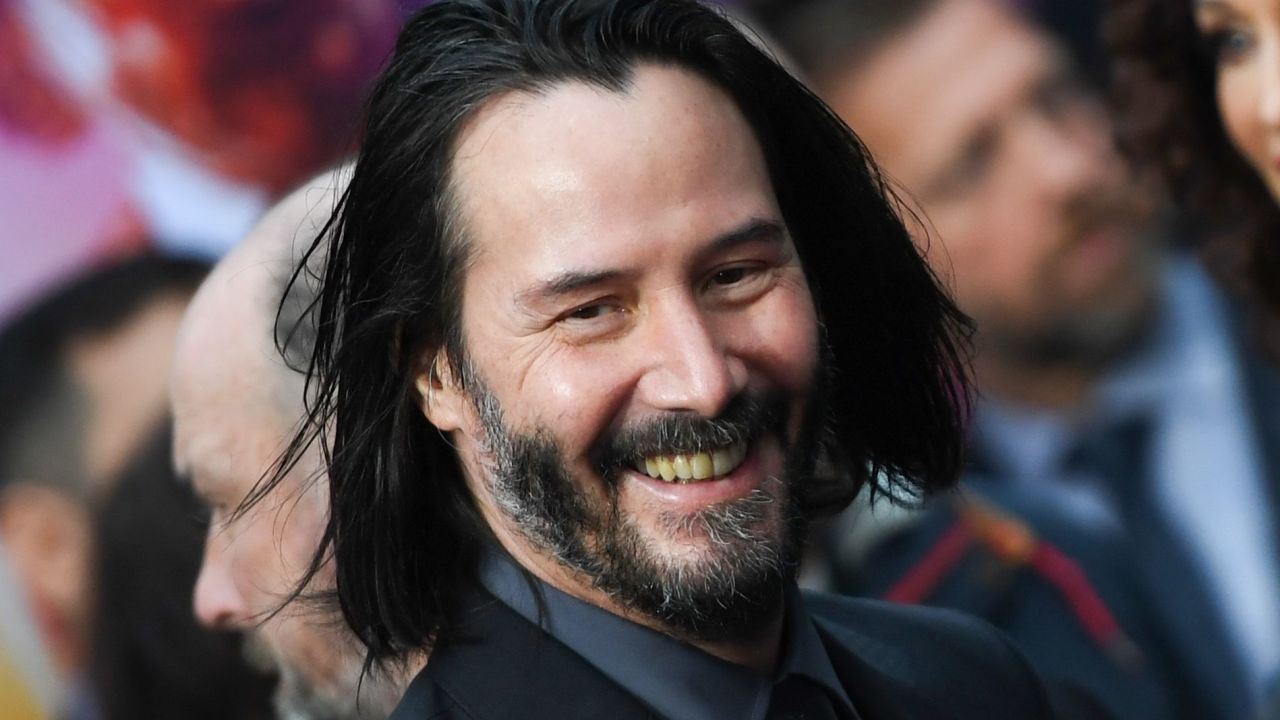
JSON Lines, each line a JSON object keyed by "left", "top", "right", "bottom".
{"left": 415, "top": 348, "right": 467, "bottom": 433}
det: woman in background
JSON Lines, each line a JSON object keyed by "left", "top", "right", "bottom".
{"left": 1108, "top": 0, "right": 1280, "bottom": 334}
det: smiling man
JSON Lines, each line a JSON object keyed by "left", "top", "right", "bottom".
{"left": 267, "top": 1, "right": 1057, "bottom": 718}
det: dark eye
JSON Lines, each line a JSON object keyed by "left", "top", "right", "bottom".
{"left": 1203, "top": 27, "right": 1254, "bottom": 65}
{"left": 567, "top": 304, "right": 611, "bottom": 320}
{"left": 1035, "top": 73, "right": 1090, "bottom": 121}
{"left": 927, "top": 127, "right": 997, "bottom": 199}
{"left": 711, "top": 267, "right": 752, "bottom": 286}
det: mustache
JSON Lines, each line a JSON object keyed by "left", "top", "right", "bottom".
{"left": 1062, "top": 180, "right": 1151, "bottom": 245}
{"left": 591, "top": 391, "right": 788, "bottom": 473}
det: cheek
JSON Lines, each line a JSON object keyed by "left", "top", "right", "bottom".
{"left": 915, "top": 206, "right": 1005, "bottom": 314}
{"left": 280, "top": 488, "right": 329, "bottom": 569}
{"left": 1218, "top": 67, "right": 1263, "bottom": 171}
{"left": 525, "top": 347, "right": 636, "bottom": 449}
{"left": 750, "top": 283, "right": 820, "bottom": 391}
{"left": 229, "top": 511, "right": 300, "bottom": 600}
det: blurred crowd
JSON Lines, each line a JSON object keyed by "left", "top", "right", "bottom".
{"left": 3, "top": 0, "right": 1280, "bottom": 719}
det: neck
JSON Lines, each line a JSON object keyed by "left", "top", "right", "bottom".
{"left": 486, "top": 517, "right": 785, "bottom": 675}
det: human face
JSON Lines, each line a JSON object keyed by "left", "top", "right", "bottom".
{"left": 1196, "top": 0, "right": 1280, "bottom": 202}
{"left": 826, "top": 0, "right": 1158, "bottom": 372}
{"left": 170, "top": 263, "right": 366, "bottom": 720}
{"left": 71, "top": 292, "right": 190, "bottom": 490}
{"left": 428, "top": 65, "right": 821, "bottom": 638}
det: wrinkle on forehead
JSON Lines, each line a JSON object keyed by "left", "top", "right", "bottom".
{"left": 450, "top": 66, "right": 776, "bottom": 276}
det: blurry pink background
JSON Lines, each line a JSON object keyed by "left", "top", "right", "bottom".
{"left": 0, "top": 0, "right": 413, "bottom": 324}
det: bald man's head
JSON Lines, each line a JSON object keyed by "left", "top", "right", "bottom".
{"left": 171, "top": 168, "right": 406, "bottom": 720}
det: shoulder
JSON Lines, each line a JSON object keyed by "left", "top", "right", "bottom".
{"left": 804, "top": 592, "right": 1057, "bottom": 719}
{"left": 805, "top": 590, "right": 1033, "bottom": 670}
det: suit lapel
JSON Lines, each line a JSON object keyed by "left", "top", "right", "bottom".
{"left": 1105, "top": 413, "right": 1252, "bottom": 720}
{"left": 1121, "top": 500, "right": 1252, "bottom": 720}
{"left": 810, "top": 619, "right": 912, "bottom": 720}
{"left": 396, "top": 587, "right": 658, "bottom": 720}
{"left": 1236, "top": 332, "right": 1280, "bottom": 563}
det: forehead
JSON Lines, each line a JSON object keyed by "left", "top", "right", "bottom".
{"left": 828, "top": 0, "right": 1058, "bottom": 182}
{"left": 449, "top": 63, "right": 778, "bottom": 271}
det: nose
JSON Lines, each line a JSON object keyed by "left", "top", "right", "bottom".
{"left": 635, "top": 294, "right": 747, "bottom": 417}
{"left": 193, "top": 533, "right": 247, "bottom": 629}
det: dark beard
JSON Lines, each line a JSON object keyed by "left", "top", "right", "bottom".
{"left": 464, "top": 365, "right": 825, "bottom": 645}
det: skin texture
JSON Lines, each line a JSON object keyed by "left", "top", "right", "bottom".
{"left": 1195, "top": 0, "right": 1280, "bottom": 203}
{"left": 171, "top": 180, "right": 411, "bottom": 719}
{"left": 822, "top": 0, "right": 1158, "bottom": 408}
{"left": 421, "top": 65, "right": 820, "bottom": 672}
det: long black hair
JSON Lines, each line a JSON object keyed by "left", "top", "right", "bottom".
{"left": 269, "top": 0, "right": 973, "bottom": 666}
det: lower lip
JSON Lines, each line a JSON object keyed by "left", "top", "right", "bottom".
{"left": 621, "top": 441, "right": 771, "bottom": 512}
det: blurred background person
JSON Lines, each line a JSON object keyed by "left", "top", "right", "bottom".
{"left": 757, "top": 0, "right": 1280, "bottom": 718}
{"left": 1108, "top": 0, "right": 1280, "bottom": 710}
{"left": 171, "top": 169, "right": 421, "bottom": 720}
{"left": 0, "top": 253, "right": 206, "bottom": 717}
{"left": 1108, "top": 0, "right": 1280, "bottom": 340}
{"left": 90, "top": 426, "right": 275, "bottom": 720}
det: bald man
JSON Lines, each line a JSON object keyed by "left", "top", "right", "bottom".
{"left": 170, "top": 169, "right": 420, "bottom": 720}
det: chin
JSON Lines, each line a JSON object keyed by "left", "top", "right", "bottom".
{"left": 247, "top": 626, "right": 364, "bottom": 720}
{"left": 273, "top": 664, "right": 360, "bottom": 720}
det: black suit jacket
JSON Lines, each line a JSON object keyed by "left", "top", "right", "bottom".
{"left": 389, "top": 587, "right": 1055, "bottom": 720}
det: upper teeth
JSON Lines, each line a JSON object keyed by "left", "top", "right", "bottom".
{"left": 633, "top": 442, "right": 748, "bottom": 483}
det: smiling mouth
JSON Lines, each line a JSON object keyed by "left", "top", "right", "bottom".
{"left": 631, "top": 441, "right": 749, "bottom": 484}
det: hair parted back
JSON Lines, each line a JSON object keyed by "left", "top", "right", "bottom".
{"left": 274, "top": 0, "right": 973, "bottom": 666}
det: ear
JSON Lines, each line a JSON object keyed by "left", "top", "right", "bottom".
{"left": 414, "top": 347, "right": 469, "bottom": 433}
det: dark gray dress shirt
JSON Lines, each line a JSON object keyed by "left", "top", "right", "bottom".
{"left": 479, "top": 551, "right": 858, "bottom": 720}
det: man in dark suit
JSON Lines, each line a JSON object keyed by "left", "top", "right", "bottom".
{"left": 254, "top": 1, "right": 1058, "bottom": 717}
{"left": 757, "top": 0, "right": 1280, "bottom": 718}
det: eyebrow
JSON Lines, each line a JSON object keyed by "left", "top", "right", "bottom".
{"left": 516, "top": 218, "right": 787, "bottom": 307}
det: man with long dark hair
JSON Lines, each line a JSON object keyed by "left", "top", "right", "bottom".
{"left": 275, "top": 1, "right": 1056, "bottom": 716}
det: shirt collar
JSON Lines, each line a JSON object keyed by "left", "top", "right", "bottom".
{"left": 478, "top": 550, "right": 857, "bottom": 720}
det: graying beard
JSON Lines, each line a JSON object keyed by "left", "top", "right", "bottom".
{"left": 643, "top": 481, "right": 783, "bottom": 616}
{"left": 466, "top": 368, "right": 794, "bottom": 642}
{"left": 470, "top": 384, "right": 595, "bottom": 558}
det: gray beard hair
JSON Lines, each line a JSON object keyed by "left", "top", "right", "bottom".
{"left": 242, "top": 632, "right": 391, "bottom": 720}
{"left": 465, "top": 370, "right": 806, "bottom": 645}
